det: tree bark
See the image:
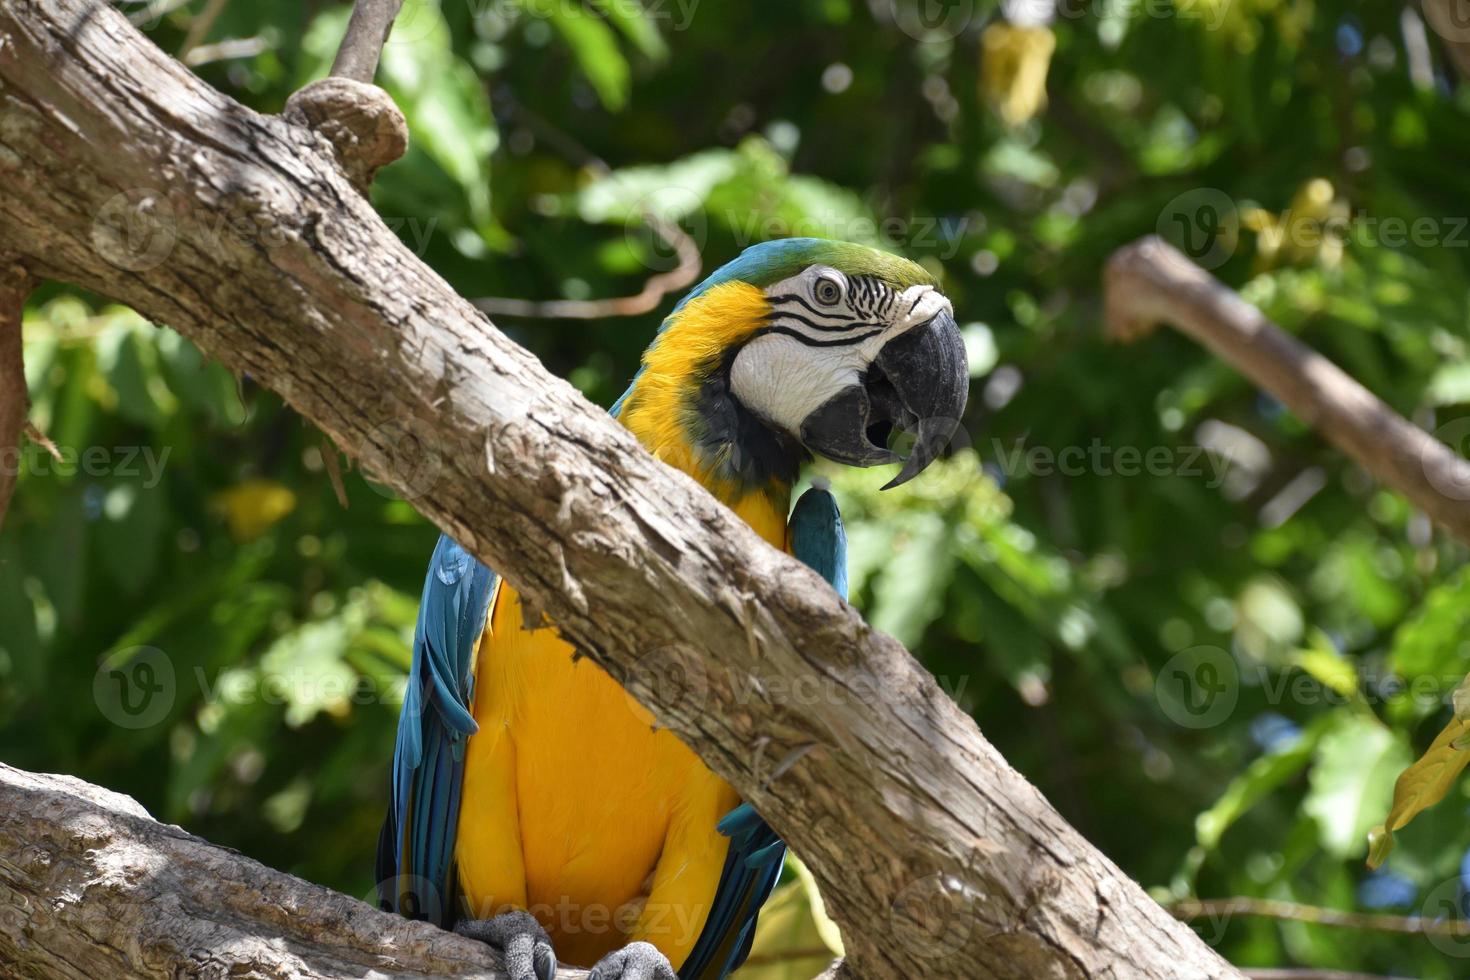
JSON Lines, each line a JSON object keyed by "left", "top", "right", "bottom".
{"left": 0, "top": 4, "right": 1240, "bottom": 978}
{"left": 0, "top": 261, "right": 31, "bottom": 529}
{"left": 1105, "top": 236, "right": 1470, "bottom": 546}
{"left": 0, "top": 763, "right": 556, "bottom": 980}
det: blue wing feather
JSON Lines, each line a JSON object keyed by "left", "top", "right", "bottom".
{"left": 679, "top": 485, "right": 848, "bottom": 979}
{"left": 377, "top": 533, "right": 496, "bottom": 925}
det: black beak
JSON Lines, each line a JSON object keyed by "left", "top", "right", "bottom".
{"left": 798, "top": 309, "right": 968, "bottom": 489}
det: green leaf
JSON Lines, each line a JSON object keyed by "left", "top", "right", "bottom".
{"left": 867, "top": 512, "right": 955, "bottom": 648}
{"left": 1303, "top": 713, "right": 1412, "bottom": 860}
{"left": 1386, "top": 567, "right": 1470, "bottom": 720}
{"left": 533, "top": 1, "right": 631, "bottom": 111}
{"left": 591, "top": 0, "right": 668, "bottom": 61}
{"left": 1427, "top": 362, "right": 1470, "bottom": 406}
{"left": 1195, "top": 713, "right": 1332, "bottom": 852}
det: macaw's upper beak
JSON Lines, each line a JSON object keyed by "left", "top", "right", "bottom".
{"left": 798, "top": 308, "right": 969, "bottom": 489}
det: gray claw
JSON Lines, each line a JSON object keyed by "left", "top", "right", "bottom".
{"left": 587, "top": 941, "right": 677, "bottom": 980}
{"left": 455, "top": 910, "right": 558, "bottom": 980}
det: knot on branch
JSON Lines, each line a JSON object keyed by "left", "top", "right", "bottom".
{"left": 283, "top": 77, "right": 407, "bottom": 194}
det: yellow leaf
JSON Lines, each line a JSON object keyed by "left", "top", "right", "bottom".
{"left": 1293, "top": 637, "right": 1359, "bottom": 699}
{"left": 741, "top": 856, "right": 842, "bottom": 978}
{"left": 980, "top": 24, "right": 1056, "bottom": 128}
{"left": 210, "top": 478, "right": 297, "bottom": 542}
{"left": 1366, "top": 712, "right": 1470, "bottom": 868}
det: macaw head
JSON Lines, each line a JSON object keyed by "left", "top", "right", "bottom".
{"left": 616, "top": 238, "right": 968, "bottom": 496}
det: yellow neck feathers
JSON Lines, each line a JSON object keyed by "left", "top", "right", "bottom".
{"left": 617, "top": 281, "right": 791, "bottom": 547}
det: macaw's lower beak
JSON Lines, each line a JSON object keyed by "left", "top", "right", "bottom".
{"left": 798, "top": 309, "right": 969, "bottom": 489}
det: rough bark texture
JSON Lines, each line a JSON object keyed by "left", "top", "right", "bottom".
{"left": 1106, "top": 236, "right": 1470, "bottom": 547}
{"left": 0, "top": 261, "right": 30, "bottom": 529}
{"left": 0, "top": 763, "right": 568, "bottom": 980}
{"left": 0, "top": 4, "right": 1241, "bottom": 979}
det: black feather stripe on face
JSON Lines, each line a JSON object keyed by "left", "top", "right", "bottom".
{"left": 763, "top": 274, "right": 899, "bottom": 348}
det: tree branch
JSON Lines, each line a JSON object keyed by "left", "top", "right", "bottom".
{"left": 0, "top": 5, "right": 1240, "bottom": 978}
{"left": 1421, "top": 0, "right": 1470, "bottom": 82}
{"left": 282, "top": 0, "right": 408, "bottom": 194}
{"left": 0, "top": 763, "right": 576, "bottom": 979}
{"left": 0, "top": 261, "right": 32, "bottom": 531}
{"left": 1105, "top": 236, "right": 1470, "bottom": 546}
{"left": 330, "top": 0, "right": 404, "bottom": 84}
{"left": 1171, "top": 895, "right": 1470, "bottom": 938}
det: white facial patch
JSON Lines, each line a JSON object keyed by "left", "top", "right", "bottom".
{"left": 730, "top": 331, "right": 867, "bottom": 435}
{"left": 728, "top": 265, "right": 953, "bottom": 438}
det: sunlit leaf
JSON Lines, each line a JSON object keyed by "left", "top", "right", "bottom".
{"left": 1368, "top": 698, "right": 1470, "bottom": 869}
{"left": 1304, "top": 713, "right": 1412, "bottom": 860}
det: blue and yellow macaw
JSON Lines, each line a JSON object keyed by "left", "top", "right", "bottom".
{"left": 377, "top": 238, "right": 966, "bottom": 979}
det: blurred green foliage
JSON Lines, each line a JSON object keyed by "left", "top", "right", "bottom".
{"left": 4, "top": 0, "right": 1470, "bottom": 975}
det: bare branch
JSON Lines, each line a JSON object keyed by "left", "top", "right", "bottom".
{"left": 1105, "top": 235, "right": 1470, "bottom": 545}
{"left": 473, "top": 213, "right": 702, "bottom": 320}
{"left": 1171, "top": 895, "right": 1470, "bottom": 938}
{"left": 330, "top": 0, "right": 405, "bottom": 84}
{"left": 473, "top": 99, "right": 703, "bottom": 320}
{"left": 176, "top": 0, "right": 229, "bottom": 63}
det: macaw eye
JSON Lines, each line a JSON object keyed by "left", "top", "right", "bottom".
{"left": 813, "top": 277, "right": 843, "bottom": 306}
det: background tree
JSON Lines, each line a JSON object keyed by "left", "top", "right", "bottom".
{"left": 3, "top": 0, "right": 1470, "bottom": 976}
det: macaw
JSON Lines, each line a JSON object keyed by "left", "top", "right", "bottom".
{"left": 377, "top": 238, "right": 967, "bottom": 980}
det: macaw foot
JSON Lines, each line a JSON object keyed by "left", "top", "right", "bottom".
{"left": 454, "top": 910, "right": 557, "bottom": 980}
{"left": 588, "top": 941, "right": 677, "bottom": 980}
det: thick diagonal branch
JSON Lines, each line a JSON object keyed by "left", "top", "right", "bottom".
{"left": 0, "top": 5, "right": 1239, "bottom": 978}
{"left": 1105, "top": 236, "right": 1470, "bottom": 546}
